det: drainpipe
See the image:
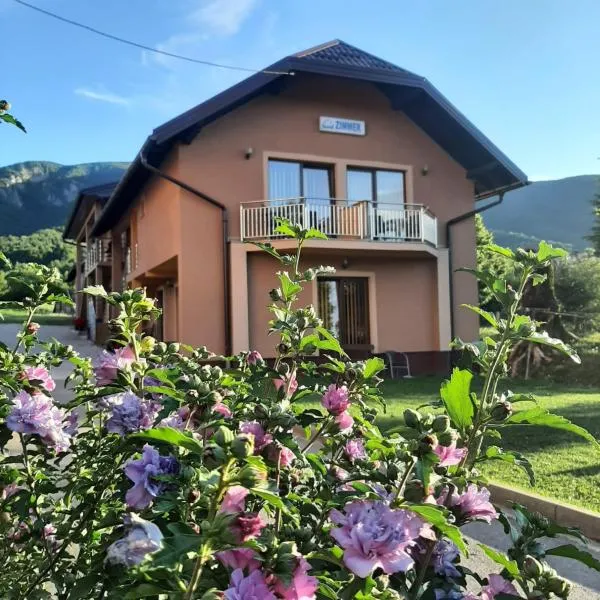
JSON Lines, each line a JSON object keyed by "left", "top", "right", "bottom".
{"left": 446, "top": 192, "right": 505, "bottom": 340}
{"left": 139, "top": 150, "right": 232, "bottom": 356}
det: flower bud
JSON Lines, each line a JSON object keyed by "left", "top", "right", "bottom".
{"left": 187, "top": 489, "right": 201, "bottom": 504}
{"left": 386, "top": 464, "right": 399, "bottom": 481}
{"left": 0, "top": 100, "right": 11, "bottom": 113}
{"left": 547, "top": 576, "right": 571, "bottom": 597}
{"left": 207, "top": 390, "right": 223, "bottom": 405}
{"left": 277, "top": 342, "right": 290, "bottom": 355}
{"left": 277, "top": 361, "right": 290, "bottom": 375}
{"left": 432, "top": 414, "right": 451, "bottom": 433}
{"left": 156, "top": 342, "right": 168, "bottom": 354}
{"left": 403, "top": 408, "right": 421, "bottom": 429}
{"left": 269, "top": 288, "right": 283, "bottom": 302}
{"left": 437, "top": 429, "right": 458, "bottom": 447}
{"left": 140, "top": 336, "right": 156, "bottom": 353}
{"left": 490, "top": 400, "right": 512, "bottom": 422}
{"left": 417, "top": 433, "right": 438, "bottom": 455}
{"left": 203, "top": 444, "right": 226, "bottom": 469}
{"left": 26, "top": 322, "right": 40, "bottom": 335}
{"left": 403, "top": 480, "right": 425, "bottom": 503}
{"left": 167, "top": 342, "right": 180, "bottom": 353}
{"left": 231, "top": 433, "right": 255, "bottom": 459}
{"left": 214, "top": 426, "right": 234, "bottom": 447}
{"left": 238, "top": 464, "right": 267, "bottom": 488}
{"left": 523, "top": 555, "right": 544, "bottom": 578}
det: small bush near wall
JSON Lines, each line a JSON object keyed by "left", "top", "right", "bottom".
{"left": 0, "top": 231, "right": 598, "bottom": 599}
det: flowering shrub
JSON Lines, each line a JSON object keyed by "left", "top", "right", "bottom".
{"left": 0, "top": 223, "right": 599, "bottom": 599}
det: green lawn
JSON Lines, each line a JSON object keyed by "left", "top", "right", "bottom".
{"left": 304, "top": 376, "right": 600, "bottom": 513}
{"left": 0, "top": 308, "right": 72, "bottom": 325}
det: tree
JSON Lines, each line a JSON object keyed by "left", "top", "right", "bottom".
{"left": 585, "top": 179, "right": 600, "bottom": 255}
{"left": 475, "top": 214, "right": 508, "bottom": 309}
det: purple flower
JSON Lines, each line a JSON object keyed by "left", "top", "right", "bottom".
{"left": 321, "top": 384, "right": 349, "bottom": 416}
{"left": 344, "top": 439, "right": 367, "bottom": 462}
{"left": 431, "top": 540, "right": 461, "bottom": 578}
{"left": 481, "top": 574, "right": 518, "bottom": 600}
{"left": 93, "top": 346, "right": 135, "bottom": 385}
{"left": 334, "top": 411, "right": 354, "bottom": 432}
{"left": 247, "top": 350, "right": 263, "bottom": 365}
{"left": 63, "top": 411, "right": 79, "bottom": 436}
{"left": 6, "top": 391, "right": 71, "bottom": 452}
{"left": 240, "top": 421, "right": 273, "bottom": 452}
{"left": 272, "top": 556, "right": 318, "bottom": 600}
{"left": 435, "top": 591, "right": 477, "bottom": 600}
{"left": 106, "top": 514, "right": 163, "bottom": 567}
{"left": 158, "top": 412, "right": 185, "bottom": 430}
{"left": 220, "top": 486, "right": 249, "bottom": 514}
{"left": 438, "top": 485, "right": 498, "bottom": 524}
{"left": 330, "top": 500, "right": 424, "bottom": 578}
{"left": 106, "top": 391, "right": 161, "bottom": 435}
{"left": 434, "top": 443, "right": 467, "bottom": 467}
{"left": 19, "top": 366, "right": 56, "bottom": 392}
{"left": 124, "top": 444, "right": 179, "bottom": 510}
{"left": 217, "top": 548, "right": 261, "bottom": 572}
{"left": 224, "top": 568, "right": 277, "bottom": 600}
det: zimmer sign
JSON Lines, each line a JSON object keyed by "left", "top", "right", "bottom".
{"left": 319, "top": 116, "right": 366, "bottom": 136}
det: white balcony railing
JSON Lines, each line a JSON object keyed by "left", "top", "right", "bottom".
{"left": 84, "top": 238, "right": 112, "bottom": 274}
{"left": 240, "top": 199, "right": 438, "bottom": 246}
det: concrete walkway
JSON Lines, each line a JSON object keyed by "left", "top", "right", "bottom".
{"left": 1, "top": 323, "right": 599, "bottom": 597}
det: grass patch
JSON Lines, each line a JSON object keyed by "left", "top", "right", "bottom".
{"left": 300, "top": 376, "right": 600, "bottom": 513}
{"left": 0, "top": 308, "right": 72, "bottom": 325}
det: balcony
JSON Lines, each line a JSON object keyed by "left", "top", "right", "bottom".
{"left": 84, "top": 238, "right": 112, "bottom": 274}
{"left": 240, "top": 199, "right": 438, "bottom": 246}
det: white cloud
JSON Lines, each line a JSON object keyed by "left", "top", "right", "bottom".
{"left": 75, "top": 88, "right": 131, "bottom": 106}
{"left": 190, "top": 0, "right": 259, "bottom": 36}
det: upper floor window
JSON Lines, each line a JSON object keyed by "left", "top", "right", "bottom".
{"left": 268, "top": 160, "right": 333, "bottom": 204}
{"left": 347, "top": 168, "right": 405, "bottom": 206}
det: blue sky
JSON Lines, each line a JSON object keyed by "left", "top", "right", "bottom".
{"left": 1, "top": 0, "right": 599, "bottom": 180}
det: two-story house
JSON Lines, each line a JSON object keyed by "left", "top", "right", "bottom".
{"left": 66, "top": 40, "right": 527, "bottom": 373}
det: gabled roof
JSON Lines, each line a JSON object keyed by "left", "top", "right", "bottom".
{"left": 63, "top": 181, "right": 119, "bottom": 240}
{"left": 93, "top": 40, "right": 527, "bottom": 235}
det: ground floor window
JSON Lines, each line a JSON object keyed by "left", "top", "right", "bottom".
{"left": 317, "top": 277, "right": 370, "bottom": 348}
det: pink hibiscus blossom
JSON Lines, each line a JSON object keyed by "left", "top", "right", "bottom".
{"left": 266, "top": 444, "right": 296, "bottom": 468}
{"left": 334, "top": 411, "right": 354, "bottom": 432}
{"left": 217, "top": 548, "right": 261, "bottom": 572}
{"left": 272, "top": 557, "right": 318, "bottom": 600}
{"left": 434, "top": 442, "right": 467, "bottom": 467}
{"left": 19, "top": 365, "right": 56, "bottom": 392}
{"left": 225, "top": 568, "right": 276, "bottom": 600}
{"left": 438, "top": 484, "right": 498, "bottom": 524}
{"left": 481, "top": 574, "right": 519, "bottom": 600}
{"left": 247, "top": 350, "right": 263, "bottom": 365}
{"left": 220, "top": 486, "right": 249, "bottom": 514}
{"left": 321, "top": 384, "right": 350, "bottom": 416}
{"left": 93, "top": 346, "right": 136, "bottom": 385}
{"left": 232, "top": 512, "right": 267, "bottom": 542}
{"left": 273, "top": 373, "right": 298, "bottom": 397}
{"left": 240, "top": 421, "right": 273, "bottom": 452}
{"left": 330, "top": 500, "right": 424, "bottom": 578}
{"left": 344, "top": 439, "right": 367, "bottom": 462}
{"left": 213, "top": 401, "right": 233, "bottom": 419}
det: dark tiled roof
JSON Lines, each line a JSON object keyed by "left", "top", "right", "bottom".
{"left": 295, "top": 40, "right": 418, "bottom": 77}
{"left": 63, "top": 181, "right": 119, "bottom": 240}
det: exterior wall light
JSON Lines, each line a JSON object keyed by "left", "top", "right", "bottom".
{"left": 245, "top": 147, "right": 254, "bottom": 160}
{"left": 341, "top": 257, "right": 349, "bottom": 269}
{"left": 421, "top": 165, "right": 429, "bottom": 176}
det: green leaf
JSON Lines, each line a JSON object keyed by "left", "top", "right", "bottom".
{"left": 536, "top": 240, "right": 567, "bottom": 262}
{"left": 251, "top": 488, "right": 285, "bottom": 510}
{"left": 274, "top": 220, "right": 297, "bottom": 238}
{"left": 0, "top": 251, "right": 11, "bottom": 269}
{"left": 304, "top": 227, "right": 328, "bottom": 240}
{"left": 316, "top": 326, "right": 347, "bottom": 357}
{"left": 462, "top": 304, "right": 498, "bottom": 328}
{"left": 440, "top": 368, "right": 474, "bottom": 432}
{"left": 407, "top": 504, "right": 468, "bottom": 555}
{"left": 46, "top": 294, "right": 74, "bottom": 306}
{"left": 82, "top": 284, "right": 108, "bottom": 298}
{"left": 363, "top": 357, "right": 385, "bottom": 379}
{"left": 523, "top": 331, "right": 580, "bottom": 363}
{"left": 123, "top": 584, "right": 173, "bottom": 598}
{"left": 145, "top": 368, "right": 176, "bottom": 387}
{"left": 479, "top": 446, "right": 536, "bottom": 486}
{"left": 66, "top": 574, "right": 99, "bottom": 599}
{"left": 545, "top": 544, "right": 600, "bottom": 572}
{"left": 145, "top": 385, "right": 183, "bottom": 400}
{"left": 252, "top": 241, "right": 282, "bottom": 260}
{"left": 478, "top": 544, "right": 520, "bottom": 577}
{"left": 278, "top": 271, "right": 302, "bottom": 300}
{"left": 132, "top": 427, "right": 204, "bottom": 454}
{"left": 0, "top": 112, "right": 26, "bottom": 132}
{"left": 487, "top": 244, "right": 515, "bottom": 259}
{"left": 506, "top": 408, "right": 599, "bottom": 448}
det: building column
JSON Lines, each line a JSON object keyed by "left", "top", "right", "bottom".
{"left": 75, "top": 241, "right": 83, "bottom": 317}
{"left": 436, "top": 249, "right": 452, "bottom": 351}
{"left": 230, "top": 242, "right": 249, "bottom": 353}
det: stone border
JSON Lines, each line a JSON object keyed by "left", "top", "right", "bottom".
{"left": 489, "top": 483, "right": 600, "bottom": 541}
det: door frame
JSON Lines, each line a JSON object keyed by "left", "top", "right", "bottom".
{"left": 313, "top": 270, "right": 378, "bottom": 353}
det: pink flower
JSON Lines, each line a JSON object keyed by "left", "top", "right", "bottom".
{"left": 217, "top": 548, "right": 261, "bottom": 572}
{"left": 93, "top": 346, "right": 135, "bottom": 385}
{"left": 481, "top": 574, "right": 518, "bottom": 600}
{"left": 344, "top": 439, "right": 367, "bottom": 462}
{"left": 225, "top": 569, "right": 276, "bottom": 600}
{"left": 334, "top": 411, "right": 354, "bottom": 432}
{"left": 220, "top": 486, "right": 249, "bottom": 514}
{"left": 213, "top": 401, "right": 233, "bottom": 419}
{"left": 333, "top": 467, "right": 350, "bottom": 481}
{"left": 273, "top": 372, "right": 299, "bottom": 397}
{"left": 266, "top": 444, "right": 296, "bottom": 468}
{"left": 20, "top": 366, "right": 56, "bottom": 392}
{"left": 438, "top": 484, "right": 498, "bottom": 524}
{"left": 434, "top": 442, "right": 467, "bottom": 467}
{"left": 330, "top": 500, "right": 424, "bottom": 578}
{"left": 247, "top": 350, "right": 263, "bottom": 365}
{"left": 321, "top": 384, "right": 349, "bottom": 416}
{"left": 232, "top": 512, "right": 267, "bottom": 542}
{"left": 272, "top": 557, "right": 318, "bottom": 600}
{"left": 240, "top": 421, "right": 273, "bottom": 452}
{"left": 1, "top": 483, "right": 22, "bottom": 501}
{"left": 42, "top": 523, "right": 57, "bottom": 547}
